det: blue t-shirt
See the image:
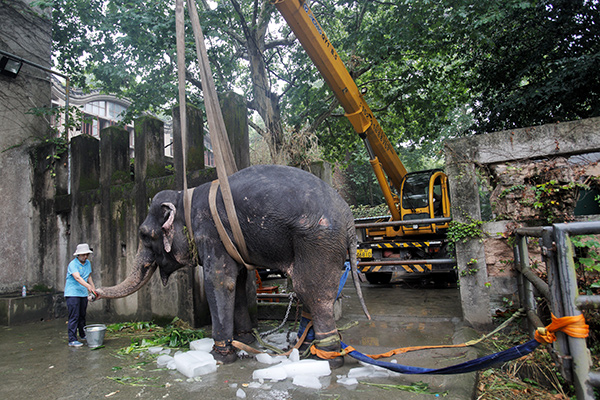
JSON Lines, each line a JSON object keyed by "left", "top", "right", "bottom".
{"left": 64, "top": 258, "right": 92, "bottom": 297}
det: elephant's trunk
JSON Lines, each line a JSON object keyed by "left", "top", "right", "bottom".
{"left": 95, "top": 249, "right": 158, "bottom": 299}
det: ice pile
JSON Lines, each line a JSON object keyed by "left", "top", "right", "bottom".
{"left": 252, "top": 349, "right": 331, "bottom": 390}
{"left": 336, "top": 361, "right": 399, "bottom": 386}
{"left": 154, "top": 338, "right": 219, "bottom": 378}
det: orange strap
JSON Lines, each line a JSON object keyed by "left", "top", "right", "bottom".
{"left": 534, "top": 313, "right": 589, "bottom": 344}
{"left": 310, "top": 313, "right": 589, "bottom": 360}
{"left": 310, "top": 345, "right": 356, "bottom": 359}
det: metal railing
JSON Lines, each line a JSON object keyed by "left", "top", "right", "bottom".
{"left": 514, "top": 221, "right": 600, "bottom": 400}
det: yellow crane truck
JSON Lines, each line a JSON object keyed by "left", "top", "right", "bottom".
{"left": 275, "top": 0, "right": 456, "bottom": 285}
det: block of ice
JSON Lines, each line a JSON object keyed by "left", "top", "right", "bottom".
{"left": 190, "top": 338, "right": 215, "bottom": 352}
{"left": 281, "top": 360, "right": 331, "bottom": 378}
{"left": 156, "top": 355, "right": 174, "bottom": 367}
{"left": 292, "top": 375, "right": 322, "bottom": 390}
{"left": 264, "top": 333, "right": 288, "bottom": 347}
{"left": 174, "top": 351, "right": 218, "bottom": 378}
{"left": 273, "top": 355, "right": 288, "bottom": 363}
{"left": 167, "top": 360, "right": 177, "bottom": 370}
{"left": 236, "top": 388, "right": 246, "bottom": 398}
{"left": 252, "top": 365, "right": 288, "bottom": 381}
{"left": 347, "top": 367, "right": 375, "bottom": 379}
{"left": 337, "top": 376, "right": 359, "bottom": 386}
{"left": 288, "top": 348, "right": 300, "bottom": 363}
{"left": 148, "top": 346, "right": 163, "bottom": 354}
{"left": 256, "top": 353, "right": 277, "bottom": 364}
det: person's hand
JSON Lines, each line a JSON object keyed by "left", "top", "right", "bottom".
{"left": 88, "top": 290, "right": 98, "bottom": 302}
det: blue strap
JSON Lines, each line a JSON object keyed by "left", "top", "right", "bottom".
{"left": 337, "top": 262, "right": 351, "bottom": 300}
{"left": 341, "top": 339, "right": 541, "bottom": 375}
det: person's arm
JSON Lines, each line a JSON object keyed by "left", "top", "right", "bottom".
{"left": 87, "top": 275, "right": 96, "bottom": 293}
{"left": 72, "top": 271, "right": 94, "bottom": 293}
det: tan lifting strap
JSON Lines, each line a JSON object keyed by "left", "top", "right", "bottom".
{"left": 175, "top": 0, "right": 252, "bottom": 267}
{"left": 209, "top": 180, "right": 257, "bottom": 270}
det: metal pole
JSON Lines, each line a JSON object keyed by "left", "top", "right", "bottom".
{"left": 554, "top": 224, "right": 594, "bottom": 399}
{"left": 541, "top": 227, "right": 571, "bottom": 381}
{"left": 357, "top": 258, "right": 455, "bottom": 266}
{"left": 64, "top": 78, "right": 70, "bottom": 138}
{"left": 517, "top": 234, "right": 537, "bottom": 338}
{"left": 355, "top": 217, "right": 452, "bottom": 229}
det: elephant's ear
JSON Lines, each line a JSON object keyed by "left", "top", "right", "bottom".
{"left": 161, "top": 202, "right": 176, "bottom": 253}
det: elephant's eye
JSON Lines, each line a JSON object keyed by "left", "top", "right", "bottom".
{"left": 139, "top": 225, "right": 155, "bottom": 244}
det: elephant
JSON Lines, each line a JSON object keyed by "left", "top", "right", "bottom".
{"left": 94, "top": 164, "right": 370, "bottom": 367}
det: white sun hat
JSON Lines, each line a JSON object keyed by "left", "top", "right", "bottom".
{"left": 73, "top": 243, "right": 93, "bottom": 256}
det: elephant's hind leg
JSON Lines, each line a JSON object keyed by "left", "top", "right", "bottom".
{"left": 292, "top": 259, "right": 345, "bottom": 369}
{"left": 233, "top": 267, "right": 255, "bottom": 345}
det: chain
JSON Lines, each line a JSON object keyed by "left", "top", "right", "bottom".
{"left": 287, "top": 294, "right": 302, "bottom": 342}
{"left": 260, "top": 292, "right": 296, "bottom": 338}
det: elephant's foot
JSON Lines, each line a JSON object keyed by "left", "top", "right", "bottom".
{"left": 309, "top": 347, "right": 344, "bottom": 369}
{"left": 211, "top": 340, "right": 238, "bottom": 364}
{"left": 310, "top": 336, "right": 344, "bottom": 369}
{"left": 234, "top": 330, "right": 255, "bottom": 345}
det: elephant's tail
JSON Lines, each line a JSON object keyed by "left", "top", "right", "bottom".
{"left": 348, "top": 222, "right": 371, "bottom": 320}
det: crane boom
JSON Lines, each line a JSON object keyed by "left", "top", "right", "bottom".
{"left": 274, "top": 0, "right": 407, "bottom": 190}
{"left": 274, "top": 0, "right": 456, "bottom": 285}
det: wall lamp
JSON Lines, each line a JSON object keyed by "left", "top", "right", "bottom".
{"left": 0, "top": 49, "right": 71, "bottom": 135}
{"left": 0, "top": 56, "right": 23, "bottom": 78}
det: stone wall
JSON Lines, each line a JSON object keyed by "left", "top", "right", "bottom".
{"left": 445, "top": 117, "right": 600, "bottom": 329}
{"left": 0, "top": 1, "right": 52, "bottom": 293}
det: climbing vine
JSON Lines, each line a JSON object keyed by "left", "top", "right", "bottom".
{"left": 447, "top": 217, "right": 485, "bottom": 250}
{"left": 460, "top": 258, "right": 480, "bottom": 277}
{"left": 27, "top": 105, "right": 87, "bottom": 178}
{"left": 531, "top": 180, "right": 589, "bottom": 223}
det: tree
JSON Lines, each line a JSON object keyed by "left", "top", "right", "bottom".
{"left": 279, "top": 0, "right": 472, "bottom": 169}
{"left": 40, "top": 0, "right": 303, "bottom": 161}
{"left": 39, "top": 0, "right": 600, "bottom": 177}
{"left": 416, "top": 0, "right": 600, "bottom": 134}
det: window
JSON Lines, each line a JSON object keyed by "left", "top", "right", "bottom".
{"left": 108, "top": 102, "right": 125, "bottom": 121}
{"left": 84, "top": 101, "right": 107, "bottom": 117}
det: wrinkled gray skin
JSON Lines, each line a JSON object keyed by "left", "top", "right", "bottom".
{"left": 95, "top": 165, "right": 369, "bottom": 365}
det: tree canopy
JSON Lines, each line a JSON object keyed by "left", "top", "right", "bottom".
{"left": 36, "top": 0, "right": 600, "bottom": 184}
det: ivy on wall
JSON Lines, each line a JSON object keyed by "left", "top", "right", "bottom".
{"left": 481, "top": 157, "right": 598, "bottom": 224}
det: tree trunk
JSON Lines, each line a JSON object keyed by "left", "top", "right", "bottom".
{"left": 230, "top": 0, "right": 284, "bottom": 162}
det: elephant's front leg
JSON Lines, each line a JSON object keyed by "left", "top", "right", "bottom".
{"left": 204, "top": 255, "right": 239, "bottom": 364}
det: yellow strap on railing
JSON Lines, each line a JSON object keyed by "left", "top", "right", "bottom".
{"left": 534, "top": 313, "right": 589, "bottom": 344}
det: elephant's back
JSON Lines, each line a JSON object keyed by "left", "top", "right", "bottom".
{"left": 231, "top": 165, "right": 349, "bottom": 219}
{"left": 229, "top": 165, "right": 352, "bottom": 258}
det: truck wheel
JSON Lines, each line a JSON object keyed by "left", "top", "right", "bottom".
{"left": 365, "top": 272, "right": 392, "bottom": 284}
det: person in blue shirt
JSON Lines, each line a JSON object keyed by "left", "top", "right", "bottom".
{"left": 65, "top": 243, "right": 96, "bottom": 347}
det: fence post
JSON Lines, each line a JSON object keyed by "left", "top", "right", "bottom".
{"left": 553, "top": 224, "right": 593, "bottom": 399}
{"left": 541, "top": 227, "right": 572, "bottom": 381}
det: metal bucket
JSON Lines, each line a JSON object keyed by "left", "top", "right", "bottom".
{"left": 84, "top": 324, "right": 106, "bottom": 348}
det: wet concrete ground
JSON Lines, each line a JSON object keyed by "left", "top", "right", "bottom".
{"left": 0, "top": 277, "right": 479, "bottom": 399}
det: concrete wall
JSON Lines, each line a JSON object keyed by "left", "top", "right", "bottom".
{"left": 445, "top": 117, "right": 600, "bottom": 329}
{"left": 0, "top": 1, "right": 52, "bottom": 293}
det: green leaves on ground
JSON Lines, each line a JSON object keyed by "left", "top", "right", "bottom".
{"left": 107, "top": 317, "right": 205, "bottom": 355}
